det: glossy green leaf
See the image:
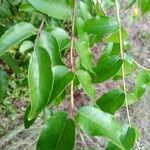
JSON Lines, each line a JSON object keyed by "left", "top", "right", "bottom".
{"left": 28, "top": 46, "right": 53, "bottom": 120}
{"left": 106, "top": 125, "right": 136, "bottom": 150}
{"left": 28, "top": 0, "right": 72, "bottom": 20}
{"left": 37, "top": 112, "right": 75, "bottom": 150}
{"left": 94, "top": 55, "right": 123, "bottom": 83}
{"left": 19, "top": 40, "right": 34, "bottom": 54}
{"left": 39, "top": 31, "right": 64, "bottom": 66}
{"left": 0, "top": 70, "right": 8, "bottom": 100}
{"left": 75, "top": 36, "right": 93, "bottom": 73}
{"left": 50, "top": 27, "right": 70, "bottom": 51}
{"left": 76, "top": 106, "right": 124, "bottom": 149}
{"left": 0, "top": 22, "right": 37, "bottom": 56}
{"left": 85, "top": 17, "right": 118, "bottom": 39}
{"left": 24, "top": 105, "right": 36, "bottom": 129}
{"left": 49, "top": 65, "right": 74, "bottom": 103}
{"left": 77, "top": 70, "right": 96, "bottom": 100}
{"left": 96, "top": 89, "right": 125, "bottom": 114}
{"left": 140, "top": 0, "right": 150, "bottom": 15}
{"left": 134, "top": 70, "right": 150, "bottom": 98}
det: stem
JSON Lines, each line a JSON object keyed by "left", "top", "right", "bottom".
{"left": 70, "top": 0, "right": 76, "bottom": 110}
{"left": 115, "top": 1, "right": 141, "bottom": 149}
{"left": 37, "top": 17, "right": 45, "bottom": 38}
{"left": 133, "top": 59, "right": 150, "bottom": 72}
{"left": 115, "top": 0, "right": 131, "bottom": 125}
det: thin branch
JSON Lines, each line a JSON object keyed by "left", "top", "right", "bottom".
{"left": 115, "top": 1, "right": 141, "bottom": 149}
{"left": 70, "top": 0, "right": 77, "bottom": 110}
{"left": 133, "top": 59, "right": 150, "bottom": 72}
{"left": 37, "top": 17, "right": 45, "bottom": 38}
{"left": 115, "top": 0, "right": 131, "bottom": 125}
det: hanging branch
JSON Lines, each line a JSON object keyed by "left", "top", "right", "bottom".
{"left": 70, "top": 0, "right": 77, "bottom": 110}
{"left": 115, "top": 0, "right": 141, "bottom": 149}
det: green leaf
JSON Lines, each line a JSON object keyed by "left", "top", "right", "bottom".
{"left": 28, "top": 0, "right": 72, "bottom": 20}
{"left": 85, "top": 17, "right": 118, "bottom": 39}
{"left": 50, "top": 27, "right": 70, "bottom": 51}
{"left": 24, "top": 105, "right": 36, "bottom": 129}
{"left": 0, "top": 70, "right": 8, "bottom": 100}
{"left": 140, "top": 0, "right": 150, "bottom": 15}
{"left": 28, "top": 45, "right": 53, "bottom": 120}
{"left": 94, "top": 55, "right": 123, "bottom": 83}
{"left": 0, "top": 0, "right": 12, "bottom": 17}
{"left": 8, "top": 0, "right": 21, "bottom": 6}
{"left": 101, "top": 43, "right": 120, "bottom": 60}
{"left": 114, "top": 53, "right": 136, "bottom": 79}
{"left": 104, "top": 28, "right": 128, "bottom": 43}
{"left": 76, "top": 17, "right": 85, "bottom": 38}
{"left": 53, "top": 90, "right": 66, "bottom": 106}
{"left": 76, "top": 106, "right": 124, "bottom": 149}
{"left": 19, "top": 1, "right": 35, "bottom": 12}
{"left": 96, "top": 89, "right": 125, "bottom": 114}
{"left": 75, "top": 36, "right": 93, "bottom": 73}
{"left": 106, "top": 125, "right": 136, "bottom": 150}
{"left": 134, "top": 70, "right": 150, "bottom": 98}
{"left": 0, "top": 22, "right": 37, "bottom": 56}
{"left": 126, "top": 92, "right": 138, "bottom": 105}
{"left": 39, "top": 31, "right": 64, "bottom": 66}
{"left": 78, "top": 1, "right": 92, "bottom": 21}
{"left": 19, "top": 40, "right": 34, "bottom": 54}
{"left": 77, "top": 70, "right": 96, "bottom": 100}
{"left": 95, "top": 1, "right": 106, "bottom": 16}
{"left": 1, "top": 53, "right": 21, "bottom": 74}
{"left": 49, "top": 65, "right": 74, "bottom": 103}
{"left": 37, "top": 112, "right": 75, "bottom": 150}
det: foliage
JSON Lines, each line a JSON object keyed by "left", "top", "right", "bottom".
{"left": 0, "top": 0, "right": 150, "bottom": 149}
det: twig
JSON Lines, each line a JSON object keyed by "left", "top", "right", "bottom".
{"left": 115, "top": 1, "right": 141, "bottom": 149}
{"left": 70, "top": 0, "right": 77, "bottom": 110}
{"left": 133, "top": 59, "right": 150, "bottom": 72}
{"left": 37, "top": 17, "right": 45, "bottom": 38}
{"left": 115, "top": 0, "right": 131, "bottom": 125}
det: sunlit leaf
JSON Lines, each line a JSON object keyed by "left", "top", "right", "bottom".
{"left": 76, "top": 106, "right": 124, "bottom": 149}
{"left": 28, "top": 0, "right": 72, "bottom": 19}
{"left": 85, "top": 17, "right": 118, "bottom": 39}
{"left": 39, "top": 31, "right": 64, "bottom": 66}
{"left": 0, "top": 22, "right": 37, "bottom": 56}
{"left": 28, "top": 45, "right": 53, "bottom": 120}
